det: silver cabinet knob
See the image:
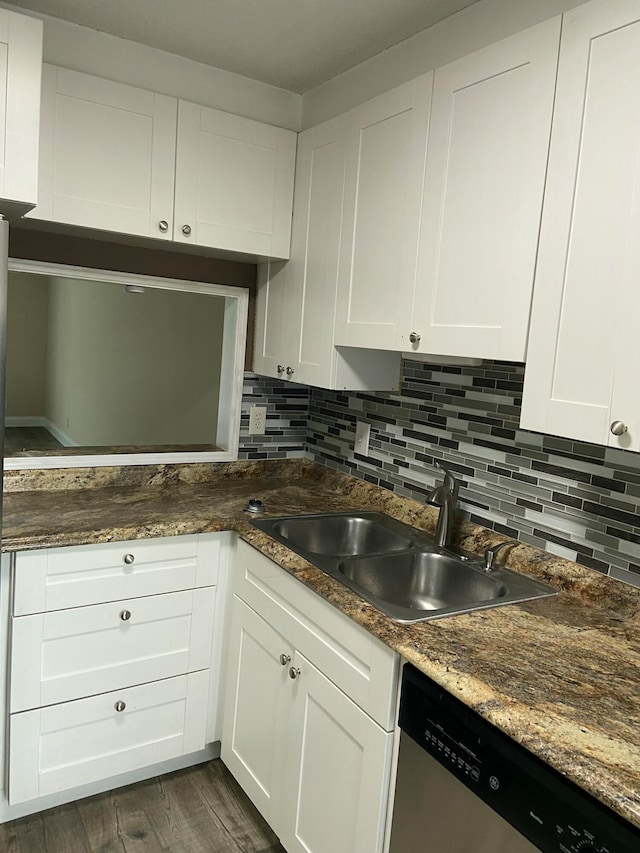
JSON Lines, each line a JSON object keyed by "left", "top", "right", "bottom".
{"left": 114, "top": 701, "right": 126, "bottom": 712}
{"left": 119, "top": 609, "right": 131, "bottom": 622}
{"left": 289, "top": 666, "right": 301, "bottom": 680}
{"left": 279, "top": 653, "right": 291, "bottom": 666}
{"left": 182, "top": 224, "right": 192, "bottom": 236}
{"left": 409, "top": 332, "right": 421, "bottom": 344}
{"left": 123, "top": 554, "right": 135, "bottom": 565}
{"left": 610, "top": 420, "right": 628, "bottom": 436}
{"left": 158, "top": 220, "right": 169, "bottom": 233}
{"left": 277, "top": 364, "right": 285, "bottom": 374}
{"left": 286, "top": 366, "right": 295, "bottom": 376}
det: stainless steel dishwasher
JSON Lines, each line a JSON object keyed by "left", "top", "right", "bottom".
{"left": 389, "top": 664, "right": 640, "bottom": 853}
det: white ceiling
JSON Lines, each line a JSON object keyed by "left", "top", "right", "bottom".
{"left": 8, "top": 0, "right": 482, "bottom": 93}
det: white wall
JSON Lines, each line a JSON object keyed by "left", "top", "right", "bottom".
{"left": 6, "top": 272, "right": 49, "bottom": 417}
{"left": 301, "top": 0, "right": 591, "bottom": 127}
{"left": 0, "top": 2, "right": 302, "bottom": 130}
{"left": 45, "top": 277, "right": 225, "bottom": 447}
{"left": 2, "top": 0, "right": 595, "bottom": 136}
{"left": 2, "top": 0, "right": 592, "bottom": 133}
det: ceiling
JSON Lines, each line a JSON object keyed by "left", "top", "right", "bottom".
{"left": 8, "top": 0, "right": 482, "bottom": 93}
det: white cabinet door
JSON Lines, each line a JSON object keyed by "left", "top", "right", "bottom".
{"left": 521, "top": 0, "right": 640, "bottom": 451}
{"left": 253, "top": 116, "right": 401, "bottom": 391}
{"left": 254, "top": 115, "right": 349, "bottom": 384}
{"left": 253, "top": 259, "right": 298, "bottom": 380}
{"left": 221, "top": 595, "right": 291, "bottom": 830}
{"left": 409, "top": 18, "right": 560, "bottom": 360}
{"left": 335, "top": 75, "right": 433, "bottom": 350}
{"left": 0, "top": 10, "right": 42, "bottom": 216}
{"left": 281, "top": 652, "right": 392, "bottom": 853}
{"left": 289, "top": 115, "right": 348, "bottom": 387}
{"left": 30, "top": 66, "right": 176, "bottom": 239}
{"left": 174, "top": 100, "right": 296, "bottom": 258}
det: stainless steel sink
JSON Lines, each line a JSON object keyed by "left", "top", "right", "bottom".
{"left": 339, "top": 551, "right": 507, "bottom": 615}
{"left": 251, "top": 511, "right": 556, "bottom": 623}
{"left": 271, "top": 514, "right": 412, "bottom": 556}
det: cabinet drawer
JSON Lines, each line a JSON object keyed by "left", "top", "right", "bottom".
{"left": 233, "top": 540, "right": 398, "bottom": 730}
{"left": 13, "top": 534, "right": 220, "bottom": 615}
{"left": 10, "top": 587, "right": 216, "bottom": 712}
{"left": 9, "top": 671, "right": 210, "bottom": 804}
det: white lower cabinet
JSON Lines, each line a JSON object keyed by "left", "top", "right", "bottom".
{"left": 222, "top": 540, "right": 397, "bottom": 853}
{"left": 10, "top": 671, "right": 209, "bottom": 805}
{"left": 6, "top": 533, "right": 228, "bottom": 811}
{"left": 10, "top": 586, "right": 216, "bottom": 712}
{"left": 221, "top": 596, "right": 290, "bottom": 826}
{"left": 280, "top": 651, "right": 392, "bottom": 853}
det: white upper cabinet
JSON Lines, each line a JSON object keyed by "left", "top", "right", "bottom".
{"left": 408, "top": 18, "right": 561, "bottom": 359}
{"left": 254, "top": 115, "right": 400, "bottom": 390}
{"left": 287, "top": 115, "right": 349, "bottom": 386}
{"left": 0, "top": 10, "right": 42, "bottom": 218}
{"left": 521, "top": 0, "right": 640, "bottom": 452}
{"left": 30, "top": 66, "right": 177, "bottom": 240}
{"left": 174, "top": 101, "right": 296, "bottom": 258}
{"left": 29, "top": 66, "right": 296, "bottom": 259}
{"left": 254, "top": 258, "right": 298, "bottom": 381}
{"left": 333, "top": 20, "right": 560, "bottom": 361}
{"left": 334, "top": 75, "right": 433, "bottom": 350}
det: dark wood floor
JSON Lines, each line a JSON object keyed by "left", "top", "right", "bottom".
{"left": 0, "top": 760, "right": 286, "bottom": 853}
{"left": 5, "top": 426, "right": 63, "bottom": 456}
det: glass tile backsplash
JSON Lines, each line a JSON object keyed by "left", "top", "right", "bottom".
{"left": 242, "top": 360, "right": 640, "bottom": 588}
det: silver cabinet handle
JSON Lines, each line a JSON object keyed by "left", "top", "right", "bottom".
{"left": 409, "top": 332, "right": 421, "bottom": 344}
{"left": 277, "top": 364, "right": 285, "bottom": 374}
{"left": 279, "top": 653, "right": 291, "bottom": 666}
{"left": 182, "top": 224, "right": 192, "bottom": 236}
{"left": 158, "top": 220, "right": 169, "bottom": 233}
{"left": 119, "top": 609, "right": 131, "bottom": 622}
{"left": 123, "top": 554, "right": 135, "bottom": 565}
{"left": 610, "top": 420, "right": 628, "bottom": 436}
{"left": 289, "top": 666, "right": 301, "bottom": 680}
{"left": 114, "top": 701, "right": 126, "bottom": 712}
{"left": 286, "top": 367, "right": 295, "bottom": 376}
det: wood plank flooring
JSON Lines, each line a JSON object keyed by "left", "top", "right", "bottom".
{"left": 5, "top": 427, "right": 63, "bottom": 456}
{"left": 0, "top": 760, "right": 286, "bottom": 853}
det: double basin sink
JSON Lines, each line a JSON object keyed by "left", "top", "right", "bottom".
{"left": 252, "top": 511, "right": 556, "bottom": 623}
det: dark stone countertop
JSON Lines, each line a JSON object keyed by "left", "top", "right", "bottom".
{"left": 4, "top": 459, "right": 640, "bottom": 832}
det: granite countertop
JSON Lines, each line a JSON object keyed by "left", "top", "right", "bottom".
{"left": 4, "top": 459, "right": 640, "bottom": 832}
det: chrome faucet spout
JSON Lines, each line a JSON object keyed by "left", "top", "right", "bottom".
{"left": 427, "top": 461, "right": 460, "bottom": 548}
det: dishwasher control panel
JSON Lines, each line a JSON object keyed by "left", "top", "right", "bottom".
{"left": 399, "top": 664, "right": 640, "bottom": 853}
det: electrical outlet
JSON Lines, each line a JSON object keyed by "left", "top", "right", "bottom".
{"left": 355, "top": 420, "right": 371, "bottom": 456}
{"left": 249, "top": 405, "right": 267, "bottom": 435}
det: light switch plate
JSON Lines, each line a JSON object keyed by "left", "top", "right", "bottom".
{"left": 249, "top": 406, "right": 267, "bottom": 435}
{"left": 355, "top": 421, "right": 371, "bottom": 455}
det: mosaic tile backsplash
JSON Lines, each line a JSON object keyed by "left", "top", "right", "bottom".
{"left": 242, "top": 359, "right": 640, "bottom": 588}
{"left": 238, "top": 373, "right": 308, "bottom": 459}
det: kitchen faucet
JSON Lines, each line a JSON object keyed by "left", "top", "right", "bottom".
{"left": 426, "top": 461, "right": 460, "bottom": 548}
